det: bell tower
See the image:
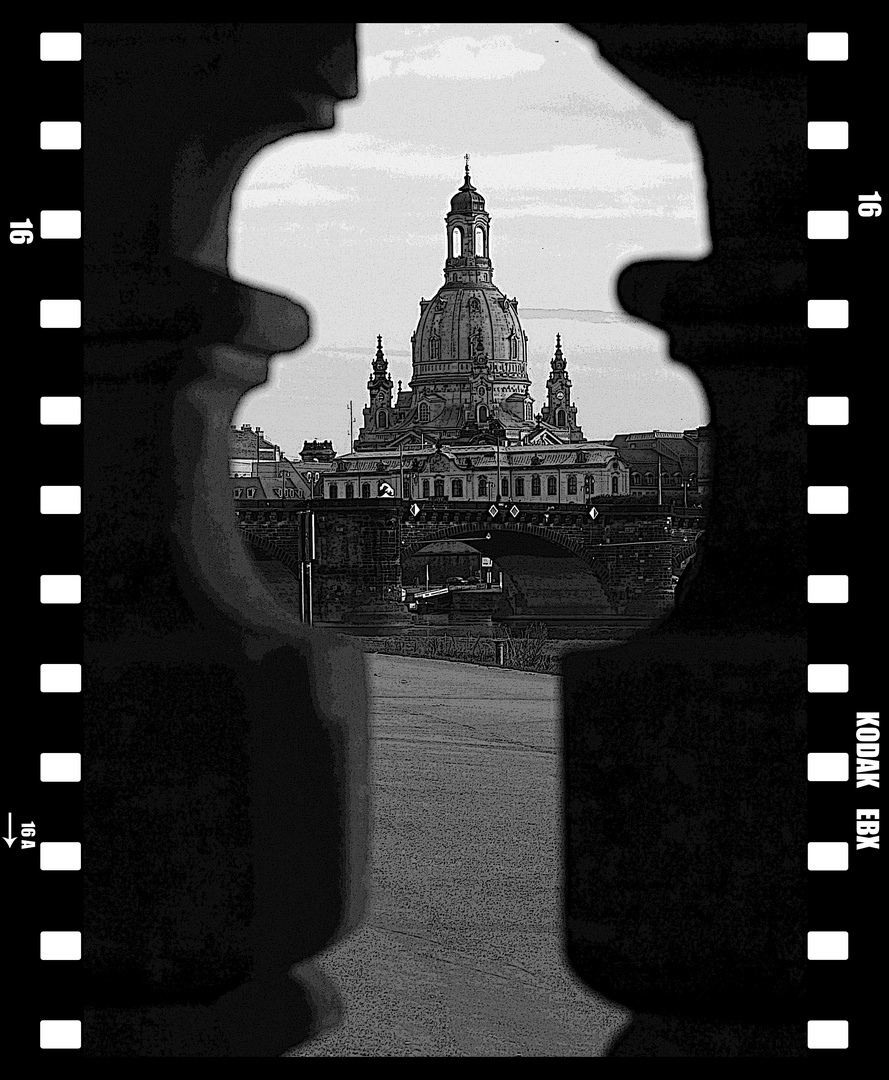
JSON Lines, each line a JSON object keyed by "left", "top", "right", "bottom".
{"left": 443, "top": 155, "right": 493, "bottom": 287}
{"left": 367, "top": 334, "right": 392, "bottom": 408}
{"left": 357, "top": 335, "right": 394, "bottom": 446}
{"left": 539, "top": 334, "right": 584, "bottom": 440}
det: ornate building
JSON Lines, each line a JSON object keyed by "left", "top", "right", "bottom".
{"left": 229, "top": 164, "right": 708, "bottom": 508}
{"left": 229, "top": 423, "right": 281, "bottom": 476}
{"left": 611, "top": 428, "right": 711, "bottom": 502}
{"left": 355, "top": 160, "right": 585, "bottom": 450}
{"left": 537, "top": 333, "right": 584, "bottom": 441}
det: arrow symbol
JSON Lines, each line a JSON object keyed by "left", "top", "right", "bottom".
{"left": 3, "top": 814, "right": 16, "bottom": 848}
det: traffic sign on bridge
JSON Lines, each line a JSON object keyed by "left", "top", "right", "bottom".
{"left": 588, "top": 506, "right": 599, "bottom": 520}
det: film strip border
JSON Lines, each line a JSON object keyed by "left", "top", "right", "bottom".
{"left": 807, "top": 26, "right": 880, "bottom": 1060}
{"left": 5, "top": 22, "right": 881, "bottom": 1059}
{"left": 9, "top": 26, "right": 84, "bottom": 1056}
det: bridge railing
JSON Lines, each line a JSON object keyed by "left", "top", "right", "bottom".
{"left": 232, "top": 495, "right": 706, "bottom": 516}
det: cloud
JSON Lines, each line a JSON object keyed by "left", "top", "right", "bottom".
{"left": 241, "top": 133, "right": 698, "bottom": 199}
{"left": 520, "top": 308, "right": 631, "bottom": 323}
{"left": 494, "top": 201, "right": 698, "bottom": 221}
{"left": 235, "top": 177, "right": 357, "bottom": 209}
{"left": 314, "top": 345, "right": 411, "bottom": 358}
{"left": 363, "top": 35, "right": 546, "bottom": 82}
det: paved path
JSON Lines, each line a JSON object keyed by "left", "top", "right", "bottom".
{"left": 287, "top": 653, "right": 630, "bottom": 1057}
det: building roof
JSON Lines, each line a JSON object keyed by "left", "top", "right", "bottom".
{"left": 613, "top": 430, "right": 695, "bottom": 443}
{"left": 422, "top": 403, "right": 465, "bottom": 429}
{"left": 229, "top": 424, "right": 276, "bottom": 458}
{"left": 449, "top": 165, "right": 486, "bottom": 213}
{"left": 230, "top": 475, "right": 277, "bottom": 498}
{"left": 230, "top": 466, "right": 315, "bottom": 497}
{"left": 616, "top": 447, "right": 698, "bottom": 475}
{"left": 611, "top": 433, "right": 697, "bottom": 469}
{"left": 333, "top": 441, "right": 619, "bottom": 471}
{"left": 617, "top": 447, "right": 663, "bottom": 464}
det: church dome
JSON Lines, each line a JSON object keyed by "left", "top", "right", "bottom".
{"left": 410, "top": 159, "right": 530, "bottom": 408}
{"left": 449, "top": 155, "right": 487, "bottom": 214}
{"left": 450, "top": 176, "right": 486, "bottom": 213}
{"left": 355, "top": 160, "right": 545, "bottom": 449}
{"left": 415, "top": 285, "right": 524, "bottom": 368}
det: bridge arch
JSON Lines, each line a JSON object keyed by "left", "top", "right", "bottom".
{"left": 403, "top": 523, "right": 620, "bottom": 617}
{"left": 241, "top": 527, "right": 301, "bottom": 572}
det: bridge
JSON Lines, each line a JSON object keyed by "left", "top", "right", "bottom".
{"left": 235, "top": 498, "right": 704, "bottom": 627}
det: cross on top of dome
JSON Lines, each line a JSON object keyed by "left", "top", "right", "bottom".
{"left": 552, "top": 333, "right": 566, "bottom": 370}
{"left": 450, "top": 154, "right": 485, "bottom": 213}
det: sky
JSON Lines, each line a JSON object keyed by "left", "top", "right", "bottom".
{"left": 230, "top": 23, "right": 711, "bottom": 456}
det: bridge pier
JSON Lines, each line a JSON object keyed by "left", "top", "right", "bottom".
{"left": 237, "top": 500, "right": 698, "bottom": 626}
{"left": 240, "top": 503, "right": 410, "bottom": 628}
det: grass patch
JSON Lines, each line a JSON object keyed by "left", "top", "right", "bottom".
{"left": 348, "top": 625, "right": 618, "bottom": 675}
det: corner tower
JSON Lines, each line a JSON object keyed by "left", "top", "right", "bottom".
{"left": 539, "top": 334, "right": 584, "bottom": 441}
{"left": 355, "top": 335, "right": 394, "bottom": 449}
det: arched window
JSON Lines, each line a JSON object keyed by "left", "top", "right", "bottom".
{"left": 556, "top": 409, "right": 566, "bottom": 427}
{"left": 631, "top": 472, "right": 641, "bottom": 485}
{"left": 328, "top": 484, "right": 338, "bottom": 499}
{"left": 434, "top": 478, "right": 444, "bottom": 497}
{"left": 451, "top": 227, "right": 462, "bottom": 258}
{"left": 345, "top": 483, "right": 354, "bottom": 499}
{"left": 547, "top": 476, "right": 557, "bottom": 496}
{"left": 474, "top": 225, "right": 485, "bottom": 256}
{"left": 422, "top": 479, "right": 430, "bottom": 498}
{"left": 418, "top": 402, "right": 430, "bottom": 423}
{"left": 377, "top": 410, "right": 388, "bottom": 428}
{"left": 673, "top": 473, "right": 682, "bottom": 486}
{"left": 510, "top": 335, "right": 518, "bottom": 360}
{"left": 501, "top": 477, "right": 509, "bottom": 497}
{"left": 430, "top": 337, "right": 440, "bottom": 360}
{"left": 567, "top": 474, "right": 577, "bottom": 495}
{"left": 644, "top": 473, "right": 654, "bottom": 486}
{"left": 524, "top": 401, "right": 532, "bottom": 421}
{"left": 478, "top": 476, "right": 488, "bottom": 497}
{"left": 515, "top": 477, "right": 525, "bottom": 497}
{"left": 451, "top": 478, "right": 463, "bottom": 498}
{"left": 233, "top": 488, "right": 242, "bottom": 498}
{"left": 361, "top": 483, "right": 371, "bottom": 499}
{"left": 688, "top": 474, "right": 696, "bottom": 485}
{"left": 246, "top": 487, "right": 256, "bottom": 498}
{"left": 612, "top": 475, "right": 619, "bottom": 495}
{"left": 477, "top": 405, "right": 488, "bottom": 423}
{"left": 531, "top": 475, "right": 541, "bottom": 496}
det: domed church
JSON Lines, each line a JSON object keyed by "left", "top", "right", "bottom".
{"left": 231, "top": 163, "right": 708, "bottom": 509}
{"left": 354, "top": 159, "right": 585, "bottom": 451}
